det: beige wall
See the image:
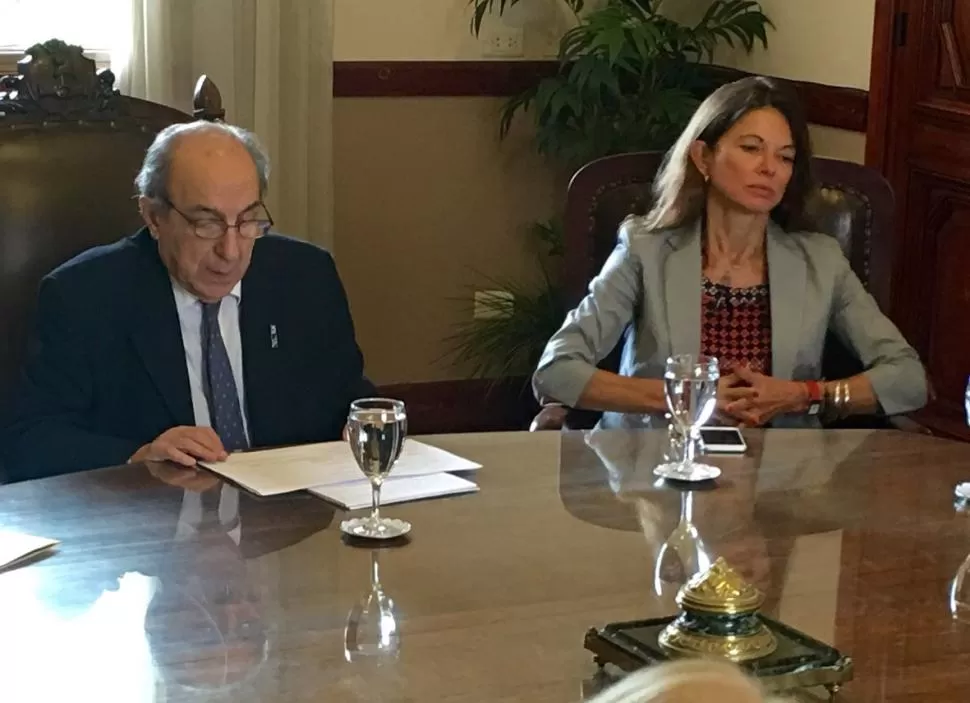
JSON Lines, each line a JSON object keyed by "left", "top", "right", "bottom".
{"left": 333, "top": 0, "right": 480, "bottom": 61}
{"left": 333, "top": 0, "right": 566, "bottom": 61}
{"left": 714, "top": 0, "right": 876, "bottom": 90}
{"left": 334, "top": 98, "right": 561, "bottom": 383}
{"left": 715, "top": 0, "right": 875, "bottom": 164}
{"left": 333, "top": 0, "right": 876, "bottom": 384}
{"left": 335, "top": 0, "right": 876, "bottom": 83}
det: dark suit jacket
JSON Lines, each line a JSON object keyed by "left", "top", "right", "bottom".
{"left": 1, "top": 228, "right": 376, "bottom": 482}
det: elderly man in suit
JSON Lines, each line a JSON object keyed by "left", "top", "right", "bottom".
{"left": 1, "top": 121, "right": 374, "bottom": 482}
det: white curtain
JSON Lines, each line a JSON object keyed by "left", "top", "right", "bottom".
{"left": 112, "top": 0, "right": 335, "bottom": 251}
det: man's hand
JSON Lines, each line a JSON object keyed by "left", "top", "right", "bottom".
{"left": 129, "top": 426, "right": 228, "bottom": 466}
{"left": 724, "top": 366, "right": 808, "bottom": 427}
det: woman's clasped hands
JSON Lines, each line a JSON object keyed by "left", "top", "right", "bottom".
{"left": 716, "top": 365, "right": 808, "bottom": 427}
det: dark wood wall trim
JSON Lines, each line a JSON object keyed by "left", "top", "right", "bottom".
{"left": 796, "top": 77, "right": 869, "bottom": 133}
{"left": 333, "top": 60, "right": 558, "bottom": 98}
{"left": 333, "top": 60, "right": 869, "bottom": 133}
{"left": 703, "top": 65, "right": 869, "bottom": 133}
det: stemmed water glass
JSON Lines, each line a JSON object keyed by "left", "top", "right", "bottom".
{"left": 950, "top": 377, "right": 970, "bottom": 620}
{"left": 950, "top": 551, "right": 970, "bottom": 621}
{"left": 340, "top": 398, "right": 411, "bottom": 540}
{"left": 951, "top": 376, "right": 970, "bottom": 618}
{"left": 653, "top": 354, "right": 722, "bottom": 482}
{"left": 965, "top": 375, "right": 969, "bottom": 426}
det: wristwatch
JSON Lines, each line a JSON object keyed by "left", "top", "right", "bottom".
{"left": 804, "top": 380, "right": 823, "bottom": 416}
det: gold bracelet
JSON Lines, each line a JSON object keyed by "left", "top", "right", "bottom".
{"left": 822, "top": 381, "right": 836, "bottom": 422}
{"left": 834, "top": 381, "right": 851, "bottom": 419}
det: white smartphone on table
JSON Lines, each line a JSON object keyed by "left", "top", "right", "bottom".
{"left": 699, "top": 427, "right": 747, "bottom": 454}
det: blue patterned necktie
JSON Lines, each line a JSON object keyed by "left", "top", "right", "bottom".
{"left": 200, "top": 300, "right": 249, "bottom": 451}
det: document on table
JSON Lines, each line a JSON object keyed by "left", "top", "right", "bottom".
{"left": 0, "top": 532, "right": 59, "bottom": 572}
{"left": 309, "top": 472, "right": 479, "bottom": 510}
{"left": 199, "top": 439, "right": 481, "bottom": 496}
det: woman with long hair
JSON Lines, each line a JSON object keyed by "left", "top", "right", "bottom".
{"left": 533, "top": 76, "right": 926, "bottom": 429}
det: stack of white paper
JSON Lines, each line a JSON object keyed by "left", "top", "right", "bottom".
{"left": 199, "top": 439, "right": 481, "bottom": 508}
{"left": 0, "top": 532, "right": 59, "bottom": 572}
{"left": 309, "top": 472, "right": 478, "bottom": 510}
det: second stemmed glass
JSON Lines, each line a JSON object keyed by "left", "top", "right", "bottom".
{"left": 952, "top": 378, "right": 970, "bottom": 621}
{"left": 654, "top": 354, "right": 722, "bottom": 482}
{"left": 340, "top": 398, "right": 411, "bottom": 540}
{"left": 965, "top": 375, "right": 969, "bottom": 426}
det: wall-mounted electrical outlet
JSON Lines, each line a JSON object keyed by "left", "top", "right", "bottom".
{"left": 480, "top": 26, "right": 525, "bottom": 58}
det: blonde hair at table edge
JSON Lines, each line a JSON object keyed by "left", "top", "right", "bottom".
{"left": 587, "top": 660, "right": 793, "bottom": 703}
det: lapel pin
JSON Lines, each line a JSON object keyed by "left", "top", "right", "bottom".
{"left": 270, "top": 324, "right": 279, "bottom": 349}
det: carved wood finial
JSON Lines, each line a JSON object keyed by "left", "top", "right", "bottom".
{"left": 193, "top": 75, "right": 225, "bottom": 122}
{"left": 0, "top": 39, "right": 121, "bottom": 118}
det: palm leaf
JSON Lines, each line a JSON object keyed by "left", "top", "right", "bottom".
{"left": 469, "top": 0, "right": 586, "bottom": 35}
{"left": 468, "top": 0, "right": 518, "bottom": 35}
{"left": 440, "top": 275, "right": 567, "bottom": 378}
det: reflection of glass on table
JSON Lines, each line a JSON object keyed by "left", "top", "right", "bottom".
{"left": 951, "top": 552, "right": 970, "bottom": 622}
{"left": 344, "top": 549, "right": 400, "bottom": 662}
{"left": 653, "top": 490, "right": 712, "bottom": 599}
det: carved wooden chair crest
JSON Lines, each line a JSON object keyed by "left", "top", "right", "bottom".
{"left": 0, "top": 39, "right": 223, "bottom": 401}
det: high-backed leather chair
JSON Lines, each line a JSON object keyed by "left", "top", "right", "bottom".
{"left": 0, "top": 39, "right": 223, "bottom": 402}
{"left": 537, "top": 150, "right": 913, "bottom": 430}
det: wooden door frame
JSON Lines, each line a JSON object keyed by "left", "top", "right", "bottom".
{"left": 864, "top": 0, "right": 970, "bottom": 440}
{"left": 865, "top": 0, "right": 901, "bottom": 172}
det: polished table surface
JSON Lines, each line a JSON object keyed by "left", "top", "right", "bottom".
{"left": 3, "top": 429, "right": 970, "bottom": 702}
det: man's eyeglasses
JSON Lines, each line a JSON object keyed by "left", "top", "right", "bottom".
{"left": 162, "top": 198, "right": 274, "bottom": 240}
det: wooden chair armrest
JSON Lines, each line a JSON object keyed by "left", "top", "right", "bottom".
{"left": 887, "top": 414, "right": 934, "bottom": 435}
{"left": 530, "top": 404, "right": 604, "bottom": 431}
{"left": 530, "top": 404, "right": 570, "bottom": 431}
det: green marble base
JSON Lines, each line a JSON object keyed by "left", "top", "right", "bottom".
{"left": 584, "top": 614, "right": 852, "bottom": 699}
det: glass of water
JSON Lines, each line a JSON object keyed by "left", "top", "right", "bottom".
{"left": 342, "top": 398, "right": 410, "bottom": 540}
{"left": 965, "top": 375, "right": 969, "bottom": 426}
{"left": 950, "top": 550, "right": 970, "bottom": 621}
{"left": 654, "top": 354, "right": 721, "bottom": 482}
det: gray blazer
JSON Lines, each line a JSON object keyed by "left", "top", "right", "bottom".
{"left": 533, "top": 217, "right": 928, "bottom": 429}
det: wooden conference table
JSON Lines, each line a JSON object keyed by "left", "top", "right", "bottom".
{"left": 2, "top": 428, "right": 970, "bottom": 702}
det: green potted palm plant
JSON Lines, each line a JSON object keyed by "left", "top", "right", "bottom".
{"left": 446, "top": 0, "right": 772, "bottom": 379}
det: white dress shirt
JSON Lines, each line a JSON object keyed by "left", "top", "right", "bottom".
{"left": 170, "top": 279, "right": 250, "bottom": 442}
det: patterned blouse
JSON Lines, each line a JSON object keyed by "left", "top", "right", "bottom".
{"left": 700, "top": 278, "right": 772, "bottom": 375}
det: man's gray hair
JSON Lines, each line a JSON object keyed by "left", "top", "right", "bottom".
{"left": 134, "top": 121, "right": 271, "bottom": 203}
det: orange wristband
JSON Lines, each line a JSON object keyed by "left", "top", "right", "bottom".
{"left": 805, "top": 380, "right": 823, "bottom": 416}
